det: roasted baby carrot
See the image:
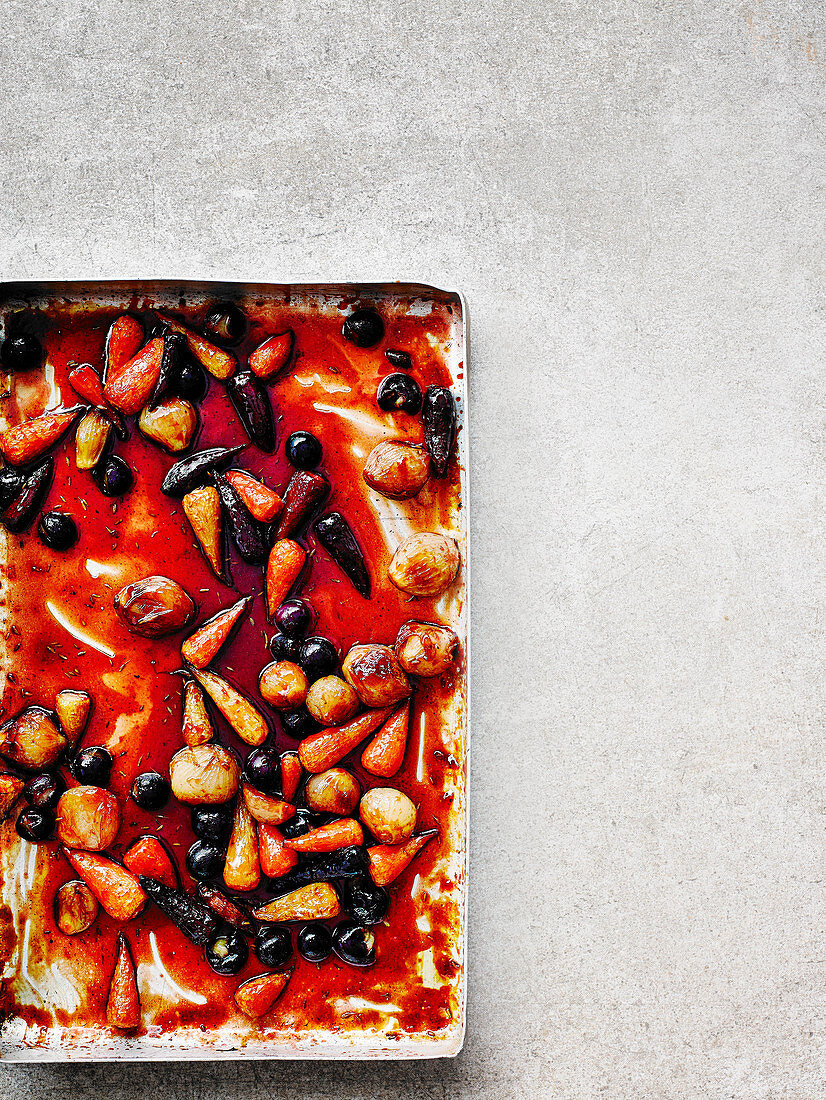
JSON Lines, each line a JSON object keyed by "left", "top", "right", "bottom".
{"left": 298, "top": 706, "right": 394, "bottom": 773}
{"left": 106, "top": 933, "right": 140, "bottom": 1030}
{"left": 181, "top": 595, "right": 251, "bottom": 669}
{"left": 265, "top": 539, "right": 306, "bottom": 618}
{"left": 247, "top": 331, "right": 294, "bottom": 380}
{"left": 283, "top": 818, "right": 363, "bottom": 853}
{"left": 361, "top": 702, "right": 410, "bottom": 778}
{"left": 105, "top": 315, "right": 144, "bottom": 380}
{"left": 280, "top": 751, "right": 302, "bottom": 803}
{"left": 0, "top": 408, "right": 83, "bottom": 466}
{"left": 181, "top": 681, "right": 214, "bottom": 747}
{"left": 252, "top": 882, "right": 340, "bottom": 922}
{"left": 63, "top": 848, "right": 146, "bottom": 922}
{"left": 367, "top": 831, "right": 437, "bottom": 886}
{"left": 225, "top": 469, "right": 283, "bottom": 522}
{"left": 189, "top": 666, "right": 269, "bottom": 746}
{"left": 104, "top": 338, "right": 164, "bottom": 415}
{"left": 258, "top": 822, "right": 299, "bottom": 878}
{"left": 159, "top": 314, "right": 237, "bottom": 380}
{"left": 234, "top": 971, "right": 291, "bottom": 1018}
{"left": 224, "top": 798, "right": 261, "bottom": 892}
{"left": 182, "top": 486, "right": 225, "bottom": 580}
{"left": 123, "top": 835, "right": 179, "bottom": 890}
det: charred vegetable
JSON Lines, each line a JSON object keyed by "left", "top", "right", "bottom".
{"left": 264, "top": 845, "right": 368, "bottom": 892}
{"left": 152, "top": 330, "right": 187, "bottom": 406}
{"left": 0, "top": 466, "right": 24, "bottom": 510}
{"left": 339, "top": 876, "right": 389, "bottom": 926}
{"left": 422, "top": 385, "right": 456, "bottom": 477}
{"left": 275, "top": 470, "right": 329, "bottom": 538}
{"left": 214, "top": 473, "right": 269, "bottom": 563}
{"left": 197, "top": 884, "right": 253, "bottom": 931}
{"left": 385, "top": 348, "right": 413, "bottom": 370}
{"left": 226, "top": 371, "right": 275, "bottom": 452}
{"left": 161, "top": 444, "right": 245, "bottom": 497}
{"left": 313, "top": 512, "right": 371, "bottom": 598}
{"left": 138, "top": 875, "right": 221, "bottom": 946}
{"left": 2, "top": 458, "right": 53, "bottom": 533}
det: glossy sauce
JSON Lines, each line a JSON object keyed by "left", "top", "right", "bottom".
{"left": 0, "top": 291, "right": 466, "bottom": 1048}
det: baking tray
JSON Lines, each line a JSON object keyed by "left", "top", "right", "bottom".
{"left": 0, "top": 280, "right": 469, "bottom": 1061}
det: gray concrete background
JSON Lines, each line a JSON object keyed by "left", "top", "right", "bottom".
{"left": 2, "top": 0, "right": 826, "bottom": 1095}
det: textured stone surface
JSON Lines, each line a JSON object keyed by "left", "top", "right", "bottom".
{"left": 4, "top": 0, "right": 826, "bottom": 1095}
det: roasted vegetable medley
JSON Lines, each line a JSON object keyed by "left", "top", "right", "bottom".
{"left": 0, "top": 293, "right": 465, "bottom": 1039}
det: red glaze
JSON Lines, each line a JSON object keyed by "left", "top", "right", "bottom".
{"left": 0, "top": 293, "right": 465, "bottom": 1043}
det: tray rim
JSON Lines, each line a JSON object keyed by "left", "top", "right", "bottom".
{"left": 0, "top": 277, "right": 470, "bottom": 1063}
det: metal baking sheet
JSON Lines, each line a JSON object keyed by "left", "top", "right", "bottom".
{"left": 0, "top": 280, "right": 468, "bottom": 1061}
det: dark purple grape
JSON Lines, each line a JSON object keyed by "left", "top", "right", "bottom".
{"left": 204, "top": 302, "right": 246, "bottom": 345}
{"left": 274, "top": 599, "right": 313, "bottom": 637}
{"left": 297, "top": 923, "right": 333, "bottom": 963}
{"left": 285, "top": 431, "right": 322, "bottom": 470}
{"left": 1, "top": 333, "right": 41, "bottom": 372}
{"left": 71, "top": 746, "right": 113, "bottom": 787}
{"left": 186, "top": 841, "right": 225, "bottom": 881}
{"left": 191, "top": 804, "right": 233, "bottom": 842}
{"left": 172, "top": 358, "right": 208, "bottom": 402}
{"left": 297, "top": 636, "right": 339, "bottom": 681}
{"left": 37, "top": 511, "right": 78, "bottom": 551}
{"left": 16, "top": 807, "right": 54, "bottom": 842}
{"left": 245, "top": 747, "right": 282, "bottom": 795}
{"left": 23, "top": 772, "right": 65, "bottom": 810}
{"left": 376, "top": 373, "right": 422, "bottom": 414}
{"left": 269, "top": 633, "right": 301, "bottom": 661}
{"left": 255, "top": 925, "right": 292, "bottom": 968}
{"left": 93, "top": 455, "right": 133, "bottom": 497}
{"left": 205, "top": 929, "right": 248, "bottom": 975}
{"left": 332, "top": 922, "right": 376, "bottom": 967}
{"left": 279, "top": 707, "right": 317, "bottom": 739}
{"left": 342, "top": 308, "right": 384, "bottom": 349}
{"left": 385, "top": 349, "right": 413, "bottom": 370}
{"left": 131, "top": 771, "right": 170, "bottom": 810}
